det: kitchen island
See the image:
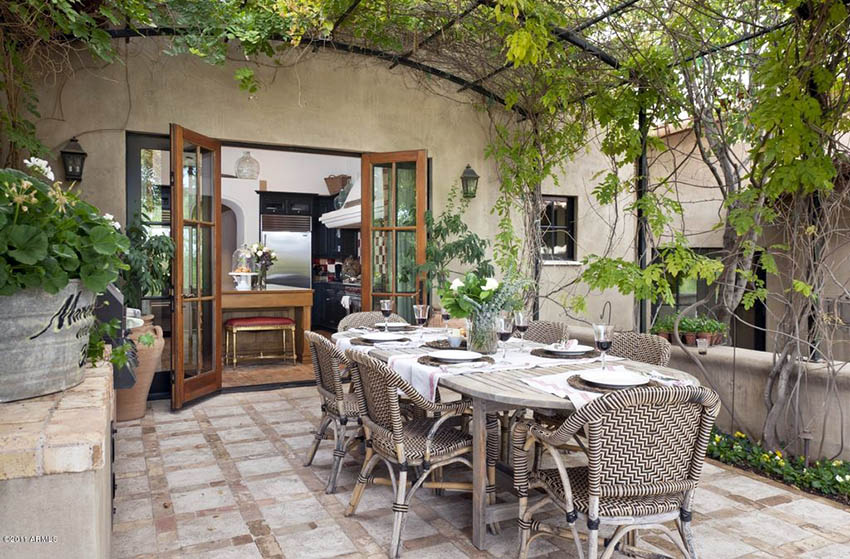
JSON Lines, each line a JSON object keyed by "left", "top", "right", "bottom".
{"left": 222, "top": 285, "right": 313, "bottom": 363}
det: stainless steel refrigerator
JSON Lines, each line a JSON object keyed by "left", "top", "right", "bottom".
{"left": 260, "top": 214, "right": 312, "bottom": 289}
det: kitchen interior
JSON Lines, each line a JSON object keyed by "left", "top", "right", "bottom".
{"left": 221, "top": 146, "right": 362, "bottom": 387}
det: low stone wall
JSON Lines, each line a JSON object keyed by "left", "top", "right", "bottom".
{"left": 569, "top": 326, "right": 850, "bottom": 460}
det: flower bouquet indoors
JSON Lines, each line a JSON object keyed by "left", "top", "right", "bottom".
{"left": 250, "top": 242, "right": 277, "bottom": 289}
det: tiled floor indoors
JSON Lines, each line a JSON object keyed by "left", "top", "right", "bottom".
{"left": 113, "top": 385, "right": 850, "bottom": 559}
{"left": 221, "top": 362, "right": 315, "bottom": 388}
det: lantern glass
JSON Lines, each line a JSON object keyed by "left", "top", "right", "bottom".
{"left": 460, "top": 165, "right": 479, "bottom": 199}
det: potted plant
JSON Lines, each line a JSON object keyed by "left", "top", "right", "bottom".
{"left": 677, "top": 316, "right": 699, "bottom": 346}
{"left": 696, "top": 316, "right": 727, "bottom": 345}
{"left": 650, "top": 314, "right": 674, "bottom": 341}
{"left": 437, "top": 272, "right": 525, "bottom": 354}
{"left": 0, "top": 161, "right": 128, "bottom": 402}
{"left": 115, "top": 214, "right": 174, "bottom": 420}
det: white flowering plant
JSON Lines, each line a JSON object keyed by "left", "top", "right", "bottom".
{"left": 0, "top": 165, "right": 129, "bottom": 295}
{"left": 437, "top": 272, "right": 525, "bottom": 319}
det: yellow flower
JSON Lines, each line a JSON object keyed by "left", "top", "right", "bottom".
{"left": 778, "top": 460, "right": 785, "bottom": 467}
{"left": 48, "top": 182, "right": 71, "bottom": 214}
{"left": 761, "top": 453, "right": 770, "bottom": 462}
{"left": 714, "top": 435, "right": 721, "bottom": 443}
{"left": 775, "top": 450, "right": 782, "bottom": 458}
{"left": 833, "top": 460, "right": 843, "bottom": 467}
{"left": 734, "top": 431, "right": 746, "bottom": 439}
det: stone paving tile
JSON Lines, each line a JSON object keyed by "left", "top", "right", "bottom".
{"left": 112, "top": 386, "right": 850, "bottom": 559}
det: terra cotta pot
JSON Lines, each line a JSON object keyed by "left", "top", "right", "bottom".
{"left": 116, "top": 315, "right": 164, "bottom": 421}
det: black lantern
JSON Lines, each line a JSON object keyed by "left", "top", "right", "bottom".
{"left": 60, "top": 137, "right": 87, "bottom": 181}
{"left": 460, "top": 164, "right": 479, "bottom": 199}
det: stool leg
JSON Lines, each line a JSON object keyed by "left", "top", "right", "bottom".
{"left": 225, "top": 329, "right": 230, "bottom": 367}
{"left": 281, "top": 328, "right": 287, "bottom": 365}
{"left": 290, "top": 328, "right": 297, "bottom": 363}
{"left": 233, "top": 330, "right": 238, "bottom": 368}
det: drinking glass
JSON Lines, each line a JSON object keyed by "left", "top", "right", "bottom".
{"left": 441, "top": 307, "right": 451, "bottom": 333}
{"left": 413, "top": 304, "right": 430, "bottom": 341}
{"left": 592, "top": 323, "right": 614, "bottom": 370}
{"left": 514, "top": 311, "right": 529, "bottom": 350}
{"left": 497, "top": 316, "right": 514, "bottom": 360}
{"left": 379, "top": 299, "right": 393, "bottom": 332}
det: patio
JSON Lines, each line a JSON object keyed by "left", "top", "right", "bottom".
{"left": 112, "top": 385, "right": 850, "bottom": 559}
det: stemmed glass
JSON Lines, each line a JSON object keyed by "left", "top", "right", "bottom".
{"left": 514, "top": 311, "right": 529, "bottom": 350}
{"left": 379, "top": 299, "right": 393, "bottom": 332}
{"left": 592, "top": 323, "right": 614, "bottom": 371}
{"left": 413, "top": 304, "right": 430, "bottom": 342}
{"left": 497, "top": 316, "right": 514, "bottom": 360}
{"left": 441, "top": 307, "right": 451, "bottom": 333}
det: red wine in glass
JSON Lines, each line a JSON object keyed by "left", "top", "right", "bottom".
{"left": 595, "top": 340, "right": 612, "bottom": 352}
{"left": 498, "top": 331, "right": 512, "bottom": 342}
{"left": 416, "top": 317, "right": 427, "bottom": 326}
{"left": 516, "top": 324, "right": 528, "bottom": 334}
{"left": 382, "top": 309, "right": 391, "bottom": 319}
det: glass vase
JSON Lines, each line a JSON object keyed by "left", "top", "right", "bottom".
{"left": 468, "top": 311, "right": 498, "bottom": 354}
{"left": 257, "top": 267, "right": 267, "bottom": 290}
{"left": 235, "top": 151, "right": 260, "bottom": 179}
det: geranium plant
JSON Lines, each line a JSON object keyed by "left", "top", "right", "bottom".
{"left": 0, "top": 160, "right": 129, "bottom": 295}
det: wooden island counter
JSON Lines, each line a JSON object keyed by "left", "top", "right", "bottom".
{"left": 221, "top": 285, "right": 313, "bottom": 362}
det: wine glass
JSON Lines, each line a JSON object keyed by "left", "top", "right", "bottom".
{"left": 497, "top": 316, "right": 514, "bottom": 360}
{"left": 441, "top": 307, "right": 451, "bottom": 333}
{"left": 379, "top": 299, "right": 393, "bottom": 332}
{"left": 413, "top": 304, "right": 430, "bottom": 341}
{"left": 514, "top": 310, "right": 529, "bottom": 350}
{"left": 592, "top": 323, "right": 614, "bottom": 370}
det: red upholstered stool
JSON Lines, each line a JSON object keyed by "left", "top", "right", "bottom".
{"left": 224, "top": 316, "right": 297, "bottom": 367}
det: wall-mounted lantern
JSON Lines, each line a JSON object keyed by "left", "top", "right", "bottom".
{"left": 60, "top": 137, "right": 87, "bottom": 181}
{"left": 461, "top": 164, "right": 479, "bottom": 199}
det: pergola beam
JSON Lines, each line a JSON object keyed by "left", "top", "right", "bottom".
{"left": 390, "top": 0, "right": 485, "bottom": 69}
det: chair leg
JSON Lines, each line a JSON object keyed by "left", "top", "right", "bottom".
{"left": 345, "top": 447, "right": 378, "bottom": 516}
{"left": 390, "top": 466, "right": 409, "bottom": 559}
{"left": 678, "top": 517, "right": 698, "bottom": 559}
{"left": 587, "top": 522, "right": 599, "bottom": 559}
{"left": 304, "top": 414, "right": 333, "bottom": 467}
{"left": 518, "top": 496, "right": 531, "bottom": 559}
{"left": 486, "top": 413, "right": 501, "bottom": 534}
{"left": 326, "top": 418, "right": 347, "bottom": 494}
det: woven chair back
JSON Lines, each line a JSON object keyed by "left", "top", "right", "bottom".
{"left": 525, "top": 321, "right": 568, "bottom": 345}
{"left": 304, "top": 331, "right": 345, "bottom": 400}
{"left": 346, "top": 350, "right": 400, "bottom": 435}
{"left": 610, "top": 332, "right": 672, "bottom": 366}
{"left": 561, "top": 386, "right": 719, "bottom": 498}
{"left": 337, "top": 311, "right": 408, "bottom": 331}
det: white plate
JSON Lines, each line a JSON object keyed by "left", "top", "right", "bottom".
{"left": 361, "top": 332, "right": 407, "bottom": 342}
{"left": 544, "top": 343, "right": 594, "bottom": 355}
{"left": 428, "top": 349, "right": 483, "bottom": 362}
{"left": 579, "top": 368, "right": 649, "bottom": 388}
{"left": 374, "top": 322, "right": 409, "bottom": 329}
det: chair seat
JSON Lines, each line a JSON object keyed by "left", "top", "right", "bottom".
{"left": 325, "top": 393, "right": 361, "bottom": 418}
{"left": 373, "top": 418, "right": 472, "bottom": 460}
{"left": 535, "top": 467, "right": 683, "bottom": 518}
{"left": 225, "top": 316, "right": 295, "bottom": 327}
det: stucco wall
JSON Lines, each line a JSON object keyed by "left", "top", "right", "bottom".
{"left": 32, "top": 38, "right": 637, "bottom": 328}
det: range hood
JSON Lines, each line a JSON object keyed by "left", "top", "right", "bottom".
{"left": 319, "top": 177, "right": 362, "bottom": 229}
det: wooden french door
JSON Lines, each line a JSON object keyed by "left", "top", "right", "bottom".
{"left": 170, "top": 124, "right": 222, "bottom": 409}
{"left": 361, "top": 150, "right": 428, "bottom": 322}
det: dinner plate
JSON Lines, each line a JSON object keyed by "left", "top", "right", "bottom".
{"left": 374, "top": 322, "right": 409, "bottom": 330}
{"left": 544, "top": 343, "right": 594, "bottom": 355}
{"left": 579, "top": 368, "right": 649, "bottom": 389}
{"left": 428, "top": 349, "right": 484, "bottom": 362}
{"left": 361, "top": 332, "right": 408, "bottom": 342}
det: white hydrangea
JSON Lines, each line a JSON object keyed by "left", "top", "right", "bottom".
{"left": 482, "top": 277, "right": 499, "bottom": 291}
{"left": 450, "top": 278, "right": 464, "bottom": 291}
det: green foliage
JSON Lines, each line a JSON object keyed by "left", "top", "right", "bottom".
{"left": 120, "top": 213, "right": 176, "bottom": 310}
{"left": 0, "top": 167, "right": 128, "bottom": 295}
{"left": 437, "top": 272, "right": 527, "bottom": 319}
{"left": 708, "top": 430, "right": 850, "bottom": 501}
{"left": 87, "top": 317, "right": 135, "bottom": 369}
{"left": 416, "top": 184, "right": 493, "bottom": 290}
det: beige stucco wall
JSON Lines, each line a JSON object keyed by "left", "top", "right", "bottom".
{"left": 32, "top": 38, "right": 637, "bottom": 328}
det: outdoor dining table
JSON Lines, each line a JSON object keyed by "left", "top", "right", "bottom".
{"left": 332, "top": 328, "right": 700, "bottom": 551}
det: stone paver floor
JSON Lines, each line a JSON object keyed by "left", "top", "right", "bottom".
{"left": 112, "top": 386, "right": 850, "bottom": 559}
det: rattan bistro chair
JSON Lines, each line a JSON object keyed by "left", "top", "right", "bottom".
{"left": 303, "top": 331, "right": 362, "bottom": 494}
{"left": 525, "top": 320, "right": 568, "bottom": 345}
{"left": 610, "top": 332, "right": 672, "bottom": 367}
{"left": 343, "top": 350, "right": 474, "bottom": 558}
{"left": 337, "top": 311, "right": 408, "bottom": 332}
{"left": 512, "top": 385, "right": 720, "bottom": 559}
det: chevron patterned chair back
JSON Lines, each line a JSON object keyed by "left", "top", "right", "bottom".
{"left": 337, "top": 311, "right": 408, "bottom": 331}
{"left": 513, "top": 385, "right": 720, "bottom": 559}
{"left": 343, "top": 349, "right": 475, "bottom": 558}
{"left": 609, "top": 331, "right": 672, "bottom": 366}
{"left": 302, "top": 331, "right": 360, "bottom": 494}
{"left": 524, "top": 320, "right": 568, "bottom": 345}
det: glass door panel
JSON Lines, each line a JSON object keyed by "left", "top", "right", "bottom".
{"left": 170, "top": 124, "right": 222, "bottom": 409}
{"left": 361, "top": 151, "right": 427, "bottom": 324}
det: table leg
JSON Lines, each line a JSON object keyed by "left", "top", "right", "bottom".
{"left": 294, "top": 305, "right": 311, "bottom": 363}
{"left": 472, "top": 397, "right": 488, "bottom": 550}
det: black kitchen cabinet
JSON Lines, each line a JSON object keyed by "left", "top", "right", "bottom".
{"left": 313, "top": 196, "right": 358, "bottom": 259}
{"left": 259, "top": 191, "right": 314, "bottom": 216}
{"left": 312, "top": 281, "right": 347, "bottom": 330}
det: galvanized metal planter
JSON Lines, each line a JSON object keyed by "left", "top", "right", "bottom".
{"left": 0, "top": 280, "right": 96, "bottom": 402}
